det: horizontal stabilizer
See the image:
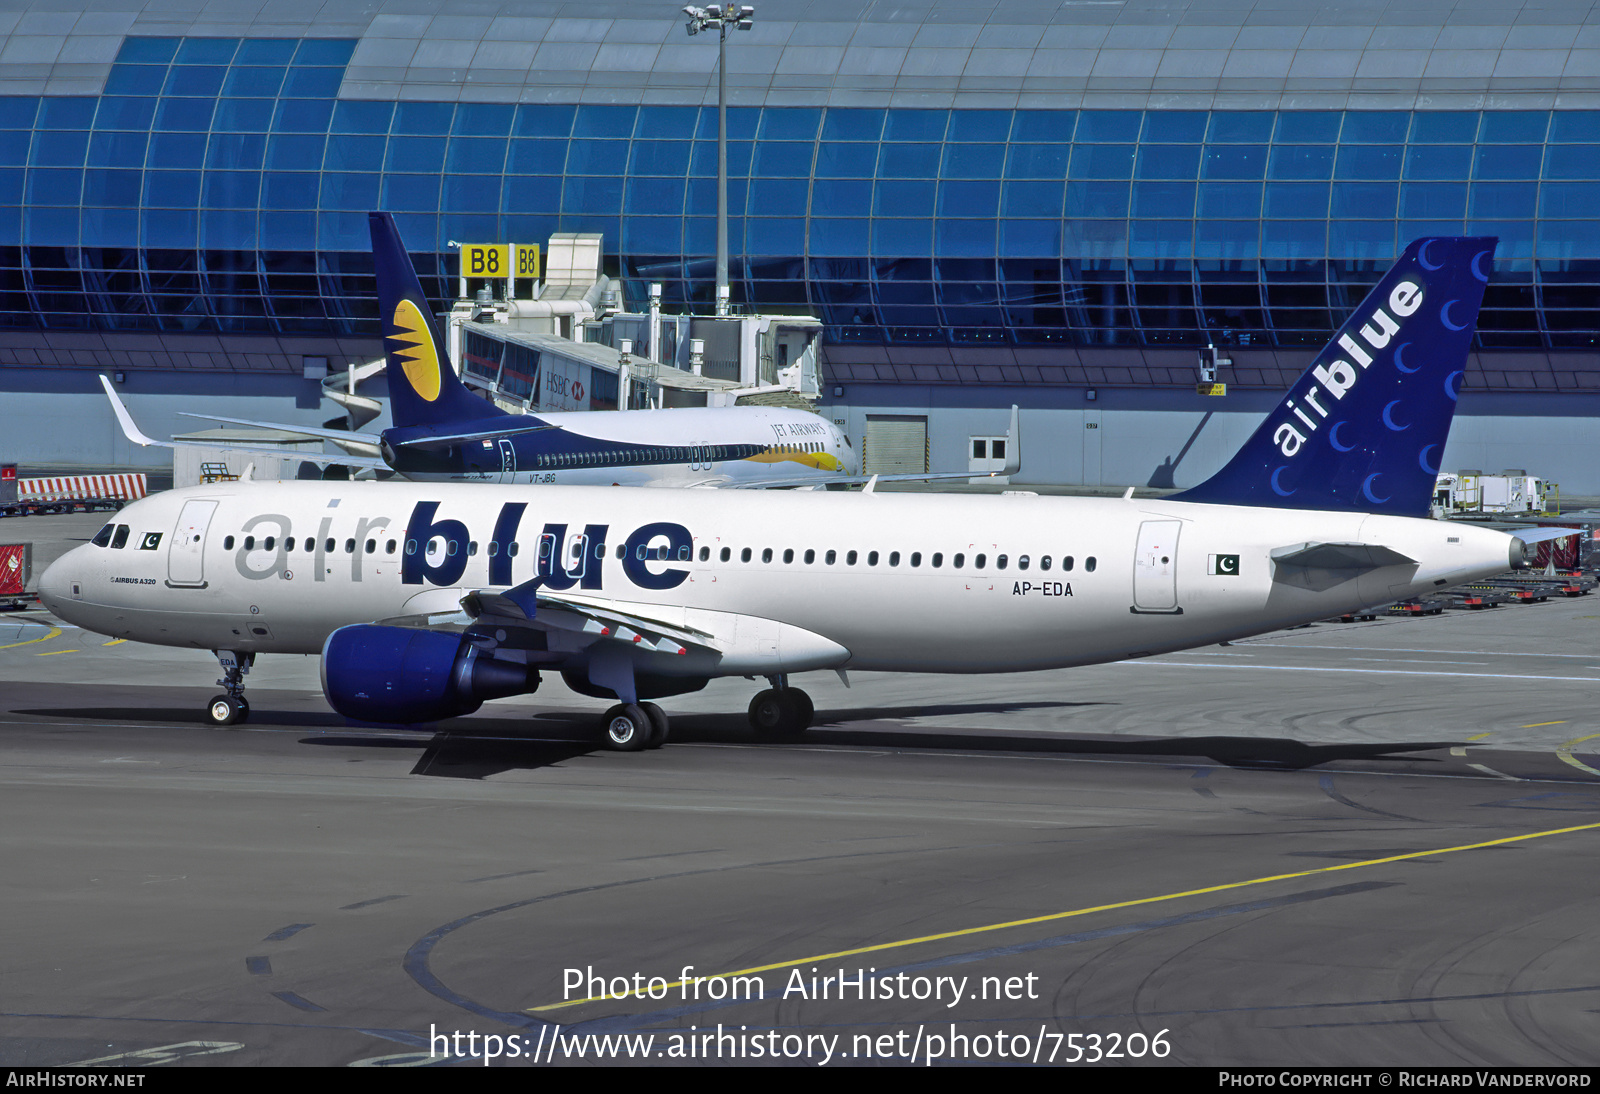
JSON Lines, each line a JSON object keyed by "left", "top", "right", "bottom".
{"left": 1502, "top": 525, "right": 1579, "bottom": 545}
{"left": 1271, "top": 542, "right": 1416, "bottom": 570}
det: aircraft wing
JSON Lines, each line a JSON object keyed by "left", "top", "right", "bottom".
{"left": 383, "top": 581, "right": 719, "bottom": 659}
{"left": 102, "top": 375, "right": 391, "bottom": 471}
{"left": 723, "top": 468, "right": 1016, "bottom": 490}
{"left": 177, "top": 411, "right": 382, "bottom": 452}
{"left": 467, "top": 586, "right": 715, "bottom": 657}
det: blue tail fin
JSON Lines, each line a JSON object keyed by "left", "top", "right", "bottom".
{"left": 1174, "top": 236, "right": 1496, "bottom": 516}
{"left": 369, "top": 211, "right": 507, "bottom": 428}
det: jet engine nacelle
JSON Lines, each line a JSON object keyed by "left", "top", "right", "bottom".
{"left": 321, "top": 624, "right": 537, "bottom": 723}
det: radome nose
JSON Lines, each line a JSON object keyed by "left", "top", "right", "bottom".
{"left": 37, "top": 549, "right": 77, "bottom": 613}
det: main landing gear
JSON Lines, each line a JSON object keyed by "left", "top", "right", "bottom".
{"left": 206, "top": 649, "right": 253, "bottom": 726}
{"left": 598, "top": 701, "right": 669, "bottom": 752}
{"left": 747, "top": 674, "right": 813, "bottom": 740}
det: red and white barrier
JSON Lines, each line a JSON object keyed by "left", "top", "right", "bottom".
{"left": 18, "top": 474, "right": 148, "bottom": 502}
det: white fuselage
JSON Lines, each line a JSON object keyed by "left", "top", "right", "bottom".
{"left": 40, "top": 481, "right": 1517, "bottom": 679}
{"left": 403, "top": 405, "right": 858, "bottom": 488}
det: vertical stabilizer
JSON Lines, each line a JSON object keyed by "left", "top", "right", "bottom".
{"left": 1174, "top": 237, "right": 1496, "bottom": 516}
{"left": 369, "top": 211, "right": 507, "bottom": 428}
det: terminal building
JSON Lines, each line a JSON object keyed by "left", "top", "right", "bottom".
{"left": 1, "top": 1, "right": 1599, "bottom": 492}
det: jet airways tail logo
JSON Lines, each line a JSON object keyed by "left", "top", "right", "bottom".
{"left": 390, "top": 299, "right": 442, "bottom": 403}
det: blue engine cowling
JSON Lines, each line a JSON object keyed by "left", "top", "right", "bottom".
{"left": 321, "top": 624, "right": 537, "bottom": 723}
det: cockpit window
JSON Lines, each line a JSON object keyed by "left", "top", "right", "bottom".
{"left": 110, "top": 525, "right": 130, "bottom": 549}
{"left": 91, "top": 524, "right": 114, "bottom": 547}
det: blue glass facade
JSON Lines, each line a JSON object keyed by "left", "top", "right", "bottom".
{"left": 4, "top": 36, "right": 1598, "bottom": 348}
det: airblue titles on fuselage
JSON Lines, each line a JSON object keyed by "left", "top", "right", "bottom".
{"left": 290, "top": 500, "right": 695, "bottom": 592}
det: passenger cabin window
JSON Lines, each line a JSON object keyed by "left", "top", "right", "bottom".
{"left": 825, "top": 549, "right": 836, "bottom": 565}
{"left": 1018, "top": 555, "right": 1029, "bottom": 570}
{"left": 345, "top": 538, "right": 356, "bottom": 554}
{"left": 847, "top": 550, "right": 857, "bottom": 565}
{"left": 741, "top": 547, "right": 752, "bottom": 562}
{"left": 263, "top": 536, "right": 275, "bottom": 551}
{"left": 244, "top": 536, "right": 256, "bottom": 550}
{"left": 783, "top": 549, "right": 794, "bottom": 564}
{"left": 285, "top": 537, "right": 296, "bottom": 552}
{"left": 888, "top": 551, "right": 900, "bottom": 566}
{"left": 1086, "top": 556, "right": 1097, "bottom": 572}
{"left": 804, "top": 549, "right": 814, "bottom": 564}
{"left": 699, "top": 546, "right": 710, "bottom": 561}
{"left": 868, "top": 551, "right": 879, "bottom": 566}
{"left": 996, "top": 555, "right": 1007, "bottom": 570}
{"left": 325, "top": 538, "right": 335, "bottom": 552}
{"left": 975, "top": 554, "right": 987, "bottom": 568}
{"left": 762, "top": 548, "right": 773, "bottom": 563}
{"left": 223, "top": 535, "right": 235, "bottom": 550}
{"left": 931, "top": 552, "right": 942, "bottom": 568}
{"left": 1062, "top": 556, "right": 1074, "bottom": 571}
{"left": 367, "top": 539, "right": 377, "bottom": 554}
{"left": 1040, "top": 556, "right": 1051, "bottom": 571}
{"left": 720, "top": 547, "right": 730, "bottom": 562}
{"left": 910, "top": 552, "right": 921, "bottom": 567}
{"left": 953, "top": 553, "right": 964, "bottom": 567}
{"left": 387, "top": 540, "right": 396, "bottom": 555}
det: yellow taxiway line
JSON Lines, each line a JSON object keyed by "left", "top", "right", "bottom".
{"left": 530, "top": 819, "right": 1600, "bottom": 1013}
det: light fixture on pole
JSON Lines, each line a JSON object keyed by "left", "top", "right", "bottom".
{"left": 683, "top": 4, "right": 754, "bottom": 317}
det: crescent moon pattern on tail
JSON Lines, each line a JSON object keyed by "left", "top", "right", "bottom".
{"left": 1382, "top": 400, "right": 1410, "bottom": 432}
{"left": 1444, "top": 370, "right": 1464, "bottom": 401}
{"left": 1392, "top": 341, "right": 1418, "bottom": 373}
{"left": 1328, "top": 420, "right": 1355, "bottom": 452}
{"left": 1419, "top": 444, "right": 1439, "bottom": 474}
{"left": 1441, "top": 299, "right": 1467, "bottom": 331}
{"left": 1362, "top": 473, "right": 1390, "bottom": 505}
{"left": 1472, "top": 250, "right": 1492, "bottom": 283}
{"left": 1419, "top": 240, "right": 1442, "bottom": 270}
{"left": 1270, "top": 466, "right": 1296, "bottom": 496}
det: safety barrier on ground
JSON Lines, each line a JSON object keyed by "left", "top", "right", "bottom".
{"left": 17, "top": 474, "right": 148, "bottom": 502}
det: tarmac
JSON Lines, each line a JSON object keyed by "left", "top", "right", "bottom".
{"left": 2, "top": 511, "right": 1599, "bottom": 1067}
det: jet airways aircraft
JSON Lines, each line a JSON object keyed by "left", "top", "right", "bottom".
{"left": 43, "top": 236, "right": 1542, "bottom": 752}
{"left": 105, "top": 213, "right": 1017, "bottom": 491}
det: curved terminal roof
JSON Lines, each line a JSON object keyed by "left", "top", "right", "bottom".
{"left": 2, "top": 1, "right": 1599, "bottom": 110}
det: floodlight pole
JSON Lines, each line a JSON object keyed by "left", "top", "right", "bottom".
{"left": 715, "top": 16, "right": 729, "bottom": 316}
{"left": 684, "top": 5, "right": 754, "bottom": 317}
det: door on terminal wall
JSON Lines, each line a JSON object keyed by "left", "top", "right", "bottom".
{"left": 168, "top": 499, "right": 218, "bottom": 587}
{"left": 864, "top": 415, "right": 927, "bottom": 474}
{"left": 1132, "top": 519, "right": 1182, "bottom": 614}
{"left": 1082, "top": 410, "right": 1102, "bottom": 486}
{"left": 968, "top": 435, "right": 1009, "bottom": 483}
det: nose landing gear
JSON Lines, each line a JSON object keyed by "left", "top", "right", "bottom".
{"left": 748, "top": 674, "right": 812, "bottom": 740}
{"left": 206, "top": 649, "right": 253, "bottom": 726}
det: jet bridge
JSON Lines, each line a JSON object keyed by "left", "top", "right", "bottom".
{"left": 445, "top": 233, "right": 823, "bottom": 411}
